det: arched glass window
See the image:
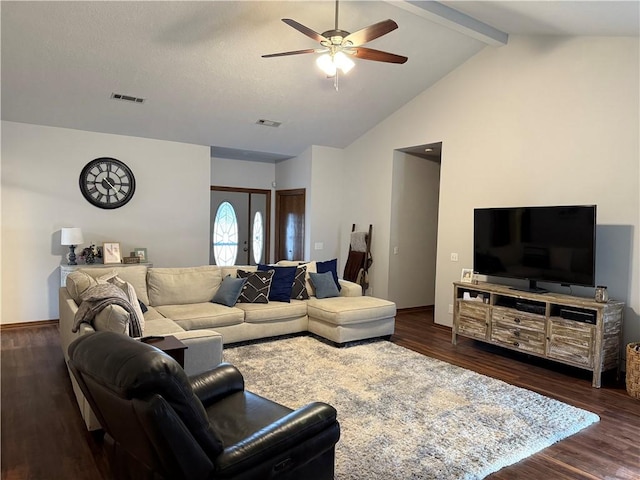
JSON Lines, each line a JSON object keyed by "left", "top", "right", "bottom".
{"left": 252, "top": 211, "right": 264, "bottom": 264}
{"left": 212, "top": 201, "right": 238, "bottom": 266}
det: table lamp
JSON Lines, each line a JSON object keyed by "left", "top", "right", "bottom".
{"left": 61, "top": 227, "right": 84, "bottom": 265}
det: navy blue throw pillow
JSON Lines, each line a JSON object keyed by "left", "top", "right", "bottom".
{"left": 257, "top": 264, "right": 296, "bottom": 302}
{"left": 316, "top": 258, "right": 341, "bottom": 291}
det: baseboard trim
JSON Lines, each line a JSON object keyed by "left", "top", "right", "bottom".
{"left": 396, "top": 305, "right": 434, "bottom": 314}
{"left": 0, "top": 319, "right": 59, "bottom": 331}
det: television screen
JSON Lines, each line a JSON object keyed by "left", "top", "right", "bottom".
{"left": 474, "top": 205, "right": 596, "bottom": 291}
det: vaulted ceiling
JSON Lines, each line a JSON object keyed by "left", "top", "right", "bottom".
{"left": 2, "top": 1, "right": 637, "bottom": 161}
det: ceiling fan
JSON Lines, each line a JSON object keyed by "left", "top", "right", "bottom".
{"left": 262, "top": 0, "right": 408, "bottom": 89}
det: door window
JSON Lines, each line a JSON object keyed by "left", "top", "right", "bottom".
{"left": 252, "top": 211, "right": 264, "bottom": 264}
{"left": 212, "top": 201, "right": 238, "bottom": 266}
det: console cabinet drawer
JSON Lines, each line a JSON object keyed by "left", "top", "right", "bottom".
{"left": 492, "top": 307, "right": 545, "bottom": 332}
{"left": 491, "top": 324, "right": 545, "bottom": 354}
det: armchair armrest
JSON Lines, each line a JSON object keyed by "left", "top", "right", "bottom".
{"left": 190, "top": 363, "right": 245, "bottom": 406}
{"left": 214, "top": 402, "right": 339, "bottom": 475}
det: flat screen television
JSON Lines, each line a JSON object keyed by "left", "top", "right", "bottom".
{"left": 473, "top": 205, "right": 596, "bottom": 292}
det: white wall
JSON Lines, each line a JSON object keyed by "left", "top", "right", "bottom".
{"left": 309, "top": 146, "right": 345, "bottom": 262}
{"left": 275, "top": 148, "right": 312, "bottom": 259}
{"left": 1, "top": 121, "right": 211, "bottom": 324}
{"left": 389, "top": 151, "right": 440, "bottom": 308}
{"left": 341, "top": 36, "right": 639, "bottom": 348}
{"left": 211, "top": 156, "right": 275, "bottom": 190}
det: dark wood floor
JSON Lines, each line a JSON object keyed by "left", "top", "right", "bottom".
{"left": 2, "top": 309, "right": 639, "bottom": 479}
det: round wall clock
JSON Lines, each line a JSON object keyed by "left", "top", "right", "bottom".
{"left": 79, "top": 157, "right": 136, "bottom": 209}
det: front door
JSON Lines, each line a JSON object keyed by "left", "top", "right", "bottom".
{"left": 210, "top": 187, "right": 270, "bottom": 266}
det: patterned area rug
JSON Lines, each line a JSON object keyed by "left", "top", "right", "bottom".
{"left": 223, "top": 336, "right": 599, "bottom": 480}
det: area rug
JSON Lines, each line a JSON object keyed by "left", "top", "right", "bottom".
{"left": 222, "top": 336, "right": 599, "bottom": 480}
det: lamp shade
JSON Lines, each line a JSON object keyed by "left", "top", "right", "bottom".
{"left": 61, "top": 228, "right": 84, "bottom": 246}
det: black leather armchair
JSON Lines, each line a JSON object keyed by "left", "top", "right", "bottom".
{"left": 67, "top": 331, "right": 340, "bottom": 480}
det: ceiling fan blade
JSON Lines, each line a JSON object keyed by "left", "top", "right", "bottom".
{"left": 343, "top": 19, "right": 398, "bottom": 46}
{"left": 262, "top": 48, "right": 319, "bottom": 58}
{"left": 282, "top": 18, "right": 328, "bottom": 44}
{"left": 352, "top": 47, "right": 408, "bottom": 64}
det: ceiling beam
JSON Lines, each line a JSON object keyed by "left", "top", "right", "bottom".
{"left": 388, "top": 1, "right": 508, "bottom": 46}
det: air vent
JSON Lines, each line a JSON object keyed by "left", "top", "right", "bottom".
{"left": 256, "top": 119, "right": 281, "bottom": 128}
{"left": 111, "top": 93, "right": 145, "bottom": 104}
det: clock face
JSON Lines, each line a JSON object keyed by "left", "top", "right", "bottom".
{"left": 79, "top": 157, "right": 136, "bottom": 209}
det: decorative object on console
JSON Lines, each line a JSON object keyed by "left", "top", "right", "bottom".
{"left": 102, "top": 242, "right": 122, "bottom": 264}
{"left": 79, "top": 157, "right": 136, "bottom": 209}
{"left": 79, "top": 243, "right": 101, "bottom": 264}
{"left": 460, "top": 268, "right": 473, "bottom": 283}
{"left": 132, "top": 247, "right": 147, "bottom": 263}
{"left": 61, "top": 227, "right": 84, "bottom": 265}
{"left": 595, "top": 285, "right": 609, "bottom": 303}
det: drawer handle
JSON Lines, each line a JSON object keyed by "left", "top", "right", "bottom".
{"left": 514, "top": 330, "right": 521, "bottom": 338}
{"left": 514, "top": 317, "right": 521, "bottom": 324}
{"left": 513, "top": 341, "right": 520, "bottom": 347}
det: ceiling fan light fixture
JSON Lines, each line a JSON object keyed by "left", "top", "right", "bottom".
{"left": 316, "top": 53, "right": 337, "bottom": 76}
{"left": 316, "top": 51, "right": 354, "bottom": 76}
{"left": 334, "top": 51, "right": 355, "bottom": 73}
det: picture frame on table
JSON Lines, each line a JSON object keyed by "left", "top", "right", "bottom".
{"left": 103, "top": 242, "right": 122, "bottom": 264}
{"left": 460, "top": 268, "right": 474, "bottom": 283}
{"left": 133, "top": 247, "right": 148, "bottom": 263}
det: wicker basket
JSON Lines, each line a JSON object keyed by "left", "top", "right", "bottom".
{"left": 626, "top": 343, "right": 640, "bottom": 400}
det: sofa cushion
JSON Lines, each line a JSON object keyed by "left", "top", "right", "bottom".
{"left": 235, "top": 300, "right": 308, "bottom": 324}
{"left": 236, "top": 270, "right": 274, "bottom": 304}
{"left": 142, "top": 315, "right": 186, "bottom": 336}
{"left": 79, "top": 265, "right": 150, "bottom": 305}
{"left": 154, "top": 303, "right": 244, "bottom": 330}
{"left": 66, "top": 271, "right": 98, "bottom": 303}
{"left": 211, "top": 275, "right": 246, "bottom": 307}
{"left": 307, "top": 296, "right": 397, "bottom": 325}
{"left": 148, "top": 267, "right": 222, "bottom": 306}
{"left": 258, "top": 264, "right": 296, "bottom": 302}
{"left": 309, "top": 272, "right": 340, "bottom": 299}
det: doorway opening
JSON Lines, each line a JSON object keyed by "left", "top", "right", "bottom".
{"left": 389, "top": 142, "right": 442, "bottom": 308}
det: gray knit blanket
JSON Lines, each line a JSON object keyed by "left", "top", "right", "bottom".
{"left": 72, "top": 283, "right": 143, "bottom": 337}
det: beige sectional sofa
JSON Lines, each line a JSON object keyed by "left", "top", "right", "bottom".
{"left": 59, "top": 262, "right": 396, "bottom": 430}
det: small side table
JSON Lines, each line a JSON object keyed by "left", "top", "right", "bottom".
{"left": 141, "top": 336, "right": 188, "bottom": 368}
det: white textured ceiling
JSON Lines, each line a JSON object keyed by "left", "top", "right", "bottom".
{"left": 2, "top": 1, "right": 637, "bottom": 161}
